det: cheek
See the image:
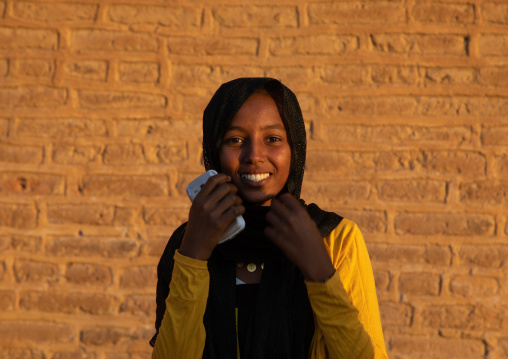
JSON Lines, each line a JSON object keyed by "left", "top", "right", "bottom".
{"left": 219, "top": 148, "right": 238, "bottom": 175}
{"left": 275, "top": 146, "right": 292, "bottom": 178}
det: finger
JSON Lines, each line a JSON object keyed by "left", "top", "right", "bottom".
{"left": 265, "top": 209, "right": 287, "bottom": 230}
{"left": 264, "top": 226, "right": 280, "bottom": 242}
{"left": 197, "top": 173, "right": 231, "bottom": 198}
{"left": 267, "top": 197, "right": 290, "bottom": 219}
{"left": 197, "top": 182, "right": 237, "bottom": 209}
{"left": 213, "top": 193, "right": 242, "bottom": 218}
{"left": 216, "top": 204, "right": 245, "bottom": 229}
{"left": 277, "top": 193, "right": 302, "bottom": 212}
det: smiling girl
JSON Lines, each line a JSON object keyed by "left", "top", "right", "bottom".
{"left": 151, "top": 78, "right": 388, "bottom": 359}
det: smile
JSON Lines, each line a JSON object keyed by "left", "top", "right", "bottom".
{"left": 241, "top": 173, "right": 270, "bottom": 182}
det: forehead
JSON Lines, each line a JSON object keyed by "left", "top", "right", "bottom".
{"left": 228, "top": 93, "right": 285, "bottom": 130}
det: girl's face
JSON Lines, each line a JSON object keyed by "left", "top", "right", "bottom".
{"left": 219, "top": 93, "right": 291, "bottom": 206}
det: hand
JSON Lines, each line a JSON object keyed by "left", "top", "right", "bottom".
{"left": 265, "top": 193, "right": 335, "bottom": 282}
{"left": 180, "top": 174, "right": 245, "bottom": 261}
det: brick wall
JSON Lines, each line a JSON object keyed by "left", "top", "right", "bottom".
{"left": 1, "top": 0, "right": 507, "bottom": 358}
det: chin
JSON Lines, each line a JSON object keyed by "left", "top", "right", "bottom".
{"left": 241, "top": 192, "right": 274, "bottom": 206}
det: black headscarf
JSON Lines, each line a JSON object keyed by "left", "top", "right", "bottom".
{"left": 151, "top": 78, "right": 342, "bottom": 358}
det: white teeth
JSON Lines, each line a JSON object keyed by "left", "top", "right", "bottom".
{"left": 241, "top": 173, "right": 270, "bottom": 182}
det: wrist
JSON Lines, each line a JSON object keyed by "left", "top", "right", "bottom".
{"left": 180, "top": 233, "right": 212, "bottom": 261}
{"left": 302, "top": 262, "right": 335, "bottom": 282}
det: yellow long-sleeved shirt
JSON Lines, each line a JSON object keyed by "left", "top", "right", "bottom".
{"left": 152, "top": 218, "right": 388, "bottom": 359}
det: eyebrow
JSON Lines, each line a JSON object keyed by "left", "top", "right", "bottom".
{"left": 226, "top": 124, "right": 286, "bottom": 132}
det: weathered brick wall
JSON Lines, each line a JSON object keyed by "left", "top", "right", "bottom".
{"left": 1, "top": 0, "right": 507, "bottom": 358}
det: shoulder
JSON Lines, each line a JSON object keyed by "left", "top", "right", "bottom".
{"left": 322, "top": 218, "right": 368, "bottom": 268}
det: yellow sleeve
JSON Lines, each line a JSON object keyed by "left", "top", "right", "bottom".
{"left": 152, "top": 250, "right": 209, "bottom": 359}
{"left": 306, "top": 219, "right": 388, "bottom": 359}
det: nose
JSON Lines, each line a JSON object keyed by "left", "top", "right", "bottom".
{"left": 240, "top": 139, "right": 264, "bottom": 164}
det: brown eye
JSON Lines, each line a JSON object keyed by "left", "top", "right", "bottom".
{"left": 224, "top": 137, "right": 243, "bottom": 145}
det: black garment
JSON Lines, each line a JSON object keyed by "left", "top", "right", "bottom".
{"left": 151, "top": 78, "right": 343, "bottom": 358}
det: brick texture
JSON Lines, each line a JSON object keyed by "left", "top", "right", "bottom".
{"left": 1, "top": 1, "right": 506, "bottom": 358}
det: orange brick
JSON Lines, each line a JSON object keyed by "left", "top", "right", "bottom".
{"left": 48, "top": 204, "right": 137, "bottom": 227}
{"left": 145, "top": 143, "right": 187, "bottom": 164}
{"left": 0, "top": 321, "right": 75, "bottom": 345}
{"left": 395, "top": 213, "right": 495, "bottom": 236}
{"left": 494, "top": 154, "right": 508, "bottom": 178}
{"left": 417, "top": 150, "right": 485, "bottom": 176}
{"left": 11, "top": 235, "right": 42, "bottom": 253}
{"left": 80, "top": 327, "right": 128, "bottom": 346}
{"left": 322, "top": 124, "right": 472, "bottom": 146}
{"left": 144, "top": 236, "right": 169, "bottom": 257}
{"left": 16, "top": 118, "right": 107, "bottom": 138}
{"left": 390, "top": 335, "right": 485, "bottom": 357}
{"left": 373, "top": 270, "right": 390, "bottom": 291}
{"left": 482, "top": 2, "right": 508, "bottom": 24}
{"left": 0, "top": 144, "right": 42, "bottom": 164}
{"left": 323, "top": 96, "right": 417, "bottom": 117}
{"left": 0, "top": 58, "right": 7, "bottom": 77}
{"left": 306, "top": 150, "right": 415, "bottom": 173}
{"left": 308, "top": 1, "right": 405, "bottom": 24}
{"left": 13, "top": 1, "right": 97, "bottom": 22}
{"left": 0, "top": 118, "right": 7, "bottom": 136}
{"left": 379, "top": 302, "right": 413, "bottom": 327}
{"left": 168, "top": 36, "right": 259, "bottom": 55}
{"left": 116, "top": 118, "right": 200, "bottom": 139}
{"left": 103, "top": 144, "right": 146, "bottom": 165}
{"left": 143, "top": 207, "right": 188, "bottom": 227}
{"left": 479, "top": 34, "right": 508, "bottom": 57}
{"left": 52, "top": 145, "right": 101, "bottom": 165}
{"left": 119, "top": 266, "right": 156, "bottom": 289}
{"left": 450, "top": 275, "right": 499, "bottom": 297}
{"left": 0, "top": 290, "right": 15, "bottom": 311}
{"left": 377, "top": 179, "right": 446, "bottom": 203}
{"left": 78, "top": 90, "right": 166, "bottom": 109}
{"left": 421, "top": 304, "right": 506, "bottom": 331}
{"left": 213, "top": 5, "right": 297, "bottom": 28}
{"left": 173, "top": 64, "right": 264, "bottom": 88}
{"left": 420, "top": 96, "right": 508, "bottom": 117}
{"left": 371, "top": 65, "right": 419, "bottom": 84}
{"left": 477, "top": 67, "right": 508, "bottom": 87}
{"left": 47, "top": 203, "right": 115, "bottom": 225}
{"left": 0, "top": 86, "right": 67, "bottom": 108}
{"left": 458, "top": 245, "right": 508, "bottom": 268}
{"left": 108, "top": 4, "right": 200, "bottom": 26}
{"left": 320, "top": 65, "right": 369, "bottom": 85}
{"left": 369, "top": 244, "right": 451, "bottom": 265}
{"left": 14, "top": 260, "right": 59, "bottom": 283}
{"left": 119, "top": 295, "right": 155, "bottom": 317}
{"left": 0, "top": 172, "right": 65, "bottom": 196}
{"left": 70, "top": 30, "right": 158, "bottom": 52}
{"left": 119, "top": 61, "right": 160, "bottom": 84}
{"left": 19, "top": 290, "right": 115, "bottom": 315}
{"left": 460, "top": 182, "right": 508, "bottom": 205}
{"left": 64, "top": 60, "right": 107, "bottom": 81}
{"left": 334, "top": 210, "right": 387, "bottom": 234}
{"left": 412, "top": 2, "right": 475, "bottom": 24}
{"left": 304, "top": 180, "right": 371, "bottom": 205}
{"left": 80, "top": 175, "right": 167, "bottom": 197}
{"left": 424, "top": 67, "right": 475, "bottom": 84}
{"left": 11, "top": 58, "right": 53, "bottom": 78}
{"left": 0, "top": 203, "right": 37, "bottom": 228}
{"left": 399, "top": 272, "right": 441, "bottom": 296}
{"left": 0, "top": 27, "right": 58, "bottom": 50}
{"left": 270, "top": 35, "right": 358, "bottom": 56}
{"left": 371, "top": 34, "right": 467, "bottom": 56}
{"left": 45, "top": 236, "right": 138, "bottom": 259}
